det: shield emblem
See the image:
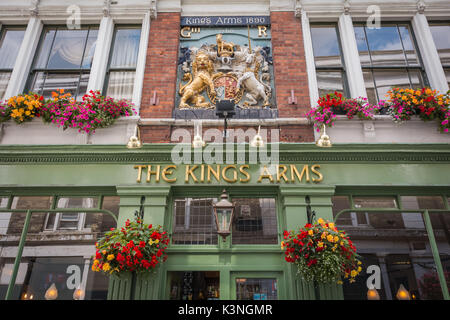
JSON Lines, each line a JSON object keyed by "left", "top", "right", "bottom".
{"left": 208, "top": 74, "right": 243, "bottom": 104}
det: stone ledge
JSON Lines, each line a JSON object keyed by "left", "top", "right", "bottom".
{"left": 0, "top": 116, "right": 139, "bottom": 145}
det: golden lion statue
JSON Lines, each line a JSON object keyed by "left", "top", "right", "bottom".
{"left": 179, "top": 52, "right": 216, "bottom": 109}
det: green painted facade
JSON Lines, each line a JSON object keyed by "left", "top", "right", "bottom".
{"left": 1, "top": 143, "right": 449, "bottom": 300}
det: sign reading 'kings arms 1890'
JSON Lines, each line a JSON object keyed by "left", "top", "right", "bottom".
{"left": 134, "top": 164, "right": 323, "bottom": 184}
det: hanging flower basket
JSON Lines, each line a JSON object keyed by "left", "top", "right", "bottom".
{"left": 282, "top": 218, "right": 362, "bottom": 285}
{"left": 92, "top": 218, "right": 170, "bottom": 276}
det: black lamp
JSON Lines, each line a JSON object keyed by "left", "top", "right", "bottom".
{"left": 215, "top": 100, "right": 235, "bottom": 138}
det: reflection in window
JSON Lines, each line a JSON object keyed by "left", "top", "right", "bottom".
{"left": 232, "top": 198, "right": 277, "bottom": 244}
{"left": 45, "top": 197, "right": 98, "bottom": 231}
{"left": 354, "top": 24, "right": 426, "bottom": 104}
{"left": 0, "top": 194, "right": 118, "bottom": 300}
{"left": 173, "top": 198, "right": 218, "bottom": 245}
{"left": 28, "top": 26, "right": 98, "bottom": 100}
{"left": 333, "top": 195, "right": 448, "bottom": 300}
{"left": 236, "top": 278, "right": 277, "bottom": 300}
{"left": 310, "top": 25, "right": 347, "bottom": 97}
{"left": 0, "top": 27, "right": 26, "bottom": 100}
{"left": 105, "top": 27, "right": 141, "bottom": 101}
{"left": 429, "top": 23, "right": 450, "bottom": 88}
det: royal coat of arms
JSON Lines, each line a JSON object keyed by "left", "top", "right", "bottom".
{"left": 177, "top": 30, "right": 273, "bottom": 110}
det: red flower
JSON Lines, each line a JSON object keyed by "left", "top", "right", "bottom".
{"left": 139, "top": 241, "right": 146, "bottom": 248}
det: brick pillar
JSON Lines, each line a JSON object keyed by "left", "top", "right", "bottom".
{"left": 140, "top": 12, "right": 180, "bottom": 119}
{"left": 271, "top": 12, "right": 314, "bottom": 142}
{"left": 271, "top": 11, "right": 311, "bottom": 118}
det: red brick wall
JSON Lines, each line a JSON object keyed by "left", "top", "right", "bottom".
{"left": 140, "top": 12, "right": 180, "bottom": 119}
{"left": 271, "top": 12, "right": 311, "bottom": 118}
{"left": 139, "top": 11, "right": 315, "bottom": 143}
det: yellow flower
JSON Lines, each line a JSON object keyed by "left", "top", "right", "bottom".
{"left": 102, "top": 263, "right": 111, "bottom": 272}
{"left": 149, "top": 238, "right": 160, "bottom": 245}
{"left": 107, "top": 254, "right": 115, "bottom": 261}
{"left": 415, "top": 90, "right": 421, "bottom": 96}
{"left": 321, "top": 232, "right": 327, "bottom": 239}
{"left": 337, "top": 280, "right": 343, "bottom": 285}
{"left": 351, "top": 270, "right": 358, "bottom": 278}
{"left": 281, "top": 241, "right": 285, "bottom": 249}
{"left": 357, "top": 261, "right": 362, "bottom": 265}
{"left": 334, "top": 236, "right": 339, "bottom": 242}
{"left": 317, "top": 218, "right": 325, "bottom": 224}
{"left": 308, "top": 229, "right": 314, "bottom": 236}
{"left": 328, "top": 222, "right": 335, "bottom": 229}
{"left": 93, "top": 259, "right": 99, "bottom": 266}
{"left": 357, "top": 266, "right": 362, "bottom": 272}
{"left": 25, "top": 110, "right": 31, "bottom": 116}
{"left": 102, "top": 250, "right": 107, "bottom": 255}
{"left": 317, "top": 241, "right": 324, "bottom": 248}
{"left": 327, "top": 234, "right": 334, "bottom": 242}
{"left": 425, "top": 88, "right": 432, "bottom": 95}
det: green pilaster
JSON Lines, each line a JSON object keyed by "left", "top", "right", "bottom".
{"left": 108, "top": 186, "right": 171, "bottom": 300}
{"left": 279, "top": 185, "right": 343, "bottom": 300}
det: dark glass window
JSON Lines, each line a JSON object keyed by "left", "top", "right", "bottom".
{"left": 172, "top": 197, "right": 278, "bottom": 245}
{"left": 28, "top": 26, "right": 98, "bottom": 100}
{"left": 173, "top": 198, "right": 218, "bottom": 245}
{"left": 333, "top": 195, "right": 449, "bottom": 300}
{"left": 310, "top": 25, "right": 347, "bottom": 97}
{"left": 232, "top": 198, "right": 277, "bottom": 245}
{"left": 0, "top": 27, "right": 26, "bottom": 100}
{"left": 104, "top": 27, "right": 141, "bottom": 101}
{"left": 354, "top": 24, "right": 426, "bottom": 104}
{"left": 236, "top": 278, "right": 278, "bottom": 300}
{"left": 429, "top": 23, "right": 450, "bottom": 88}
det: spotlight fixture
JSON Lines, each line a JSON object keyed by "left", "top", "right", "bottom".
{"left": 127, "top": 125, "right": 142, "bottom": 149}
{"left": 215, "top": 100, "right": 235, "bottom": 139}
{"left": 250, "top": 125, "right": 264, "bottom": 148}
{"left": 316, "top": 124, "right": 332, "bottom": 148}
{"left": 192, "top": 122, "right": 206, "bottom": 148}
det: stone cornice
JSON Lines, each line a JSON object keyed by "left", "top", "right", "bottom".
{"left": 0, "top": 143, "right": 449, "bottom": 164}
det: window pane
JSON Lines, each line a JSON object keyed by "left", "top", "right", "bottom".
{"left": 29, "top": 72, "right": 46, "bottom": 95}
{"left": 41, "top": 73, "right": 81, "bottom": 99}
{"left": 0, "top": 72, "right": 11, "bottom": 100}
{"left": 77, "top": 72, "right": 90, "bottom": 100}
{"left": 310, "top": 26, "right": 343, "bottom": 68}
{"left": 445, "top": 68, "right": 450, "bottom": 87}
{"left": 353, "top": 196, "right": 397, "bottom": 208}
{"left": 106, "top": 71, "right": 135, "bottom": 101}
{"left": 430, "top": 25, "right": 450, "bottom": 66}
{"left": 168, "top": 271, "right": 220, "bottom": 300}
{"left": 332, "top": 196, "right": 352, "bottom": 226}
{"left": 409, "top": 69, "right": 424, "bottom": 89}
{"left": 236, "top": 278, "right": 277, "bottom": 300}
{"left": 47, "top": 29, "right": 88, "bottom": 69}
{"left": 399, "top": 26, "right": 419, "bottom": 67}
{"left": 363, "top": 70, "right": 377, "bottom": 104}
{"left": 10, "top": 196, "right": 52, "bottom": 235}
{"left": 365, "top": 26, "right": 407, "bottom": 66}
{"left": 173, "top": 198, "right": 218, "bottom": 245}
{"left": 232, "top": 198, "right": 277, "bottom": 245}
{"left": 316, "top": 70, "right": 344, "bottom": 97}
{"left": 110, "top": 28, "right": 141, "bottom": 68}
{"left": 354, "top": 27, "right": 371, "bottom": 67}
{"left": 0, "top": 28, "right": 25, "bottom": 69}
{"left": 373, "top": 70, "right": 411, "bottom": 101}
{"left": 34, "top": 29, "right": 56, "bottom": 69}
{"left": 81, "top": 29, "right": 98, "bottom": 69}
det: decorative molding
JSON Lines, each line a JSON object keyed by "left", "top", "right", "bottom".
{"left": 103, "top": 0, "right": 111, "bottom": 17}
{"left": 343, "top": 0, "right": 351, "bottom": 15}
{"left": 294, "top": 0, "right": 302, "bottom": 18}
{"left": 0, "top": 144, "right": 449, "bottom": 164}
{"left": 150, "top": 0, "right": 157, "bottom": 19}
{"left": 417, "top": 0, "right": 426, "bottom": 14}
{"left": 30, "top": 0, "right": 40, "bottom": 17}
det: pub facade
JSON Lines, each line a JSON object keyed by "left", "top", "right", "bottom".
{"left": 0, "top": 0, "right": 449, "bottom": 300}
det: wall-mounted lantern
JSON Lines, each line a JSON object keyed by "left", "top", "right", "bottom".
{"left": 213, "top": 189, "right": 235, "bottom": 241}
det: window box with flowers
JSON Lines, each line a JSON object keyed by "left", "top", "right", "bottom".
{"left": 307, "top": 89, "right": 450, "bottom": 144}
{"left": 0, "top": 90, "right": 137, "bottom": 145}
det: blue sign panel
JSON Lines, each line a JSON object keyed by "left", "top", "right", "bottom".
{"left": 181, "top": 16, "right": 270, "bottom": 27}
